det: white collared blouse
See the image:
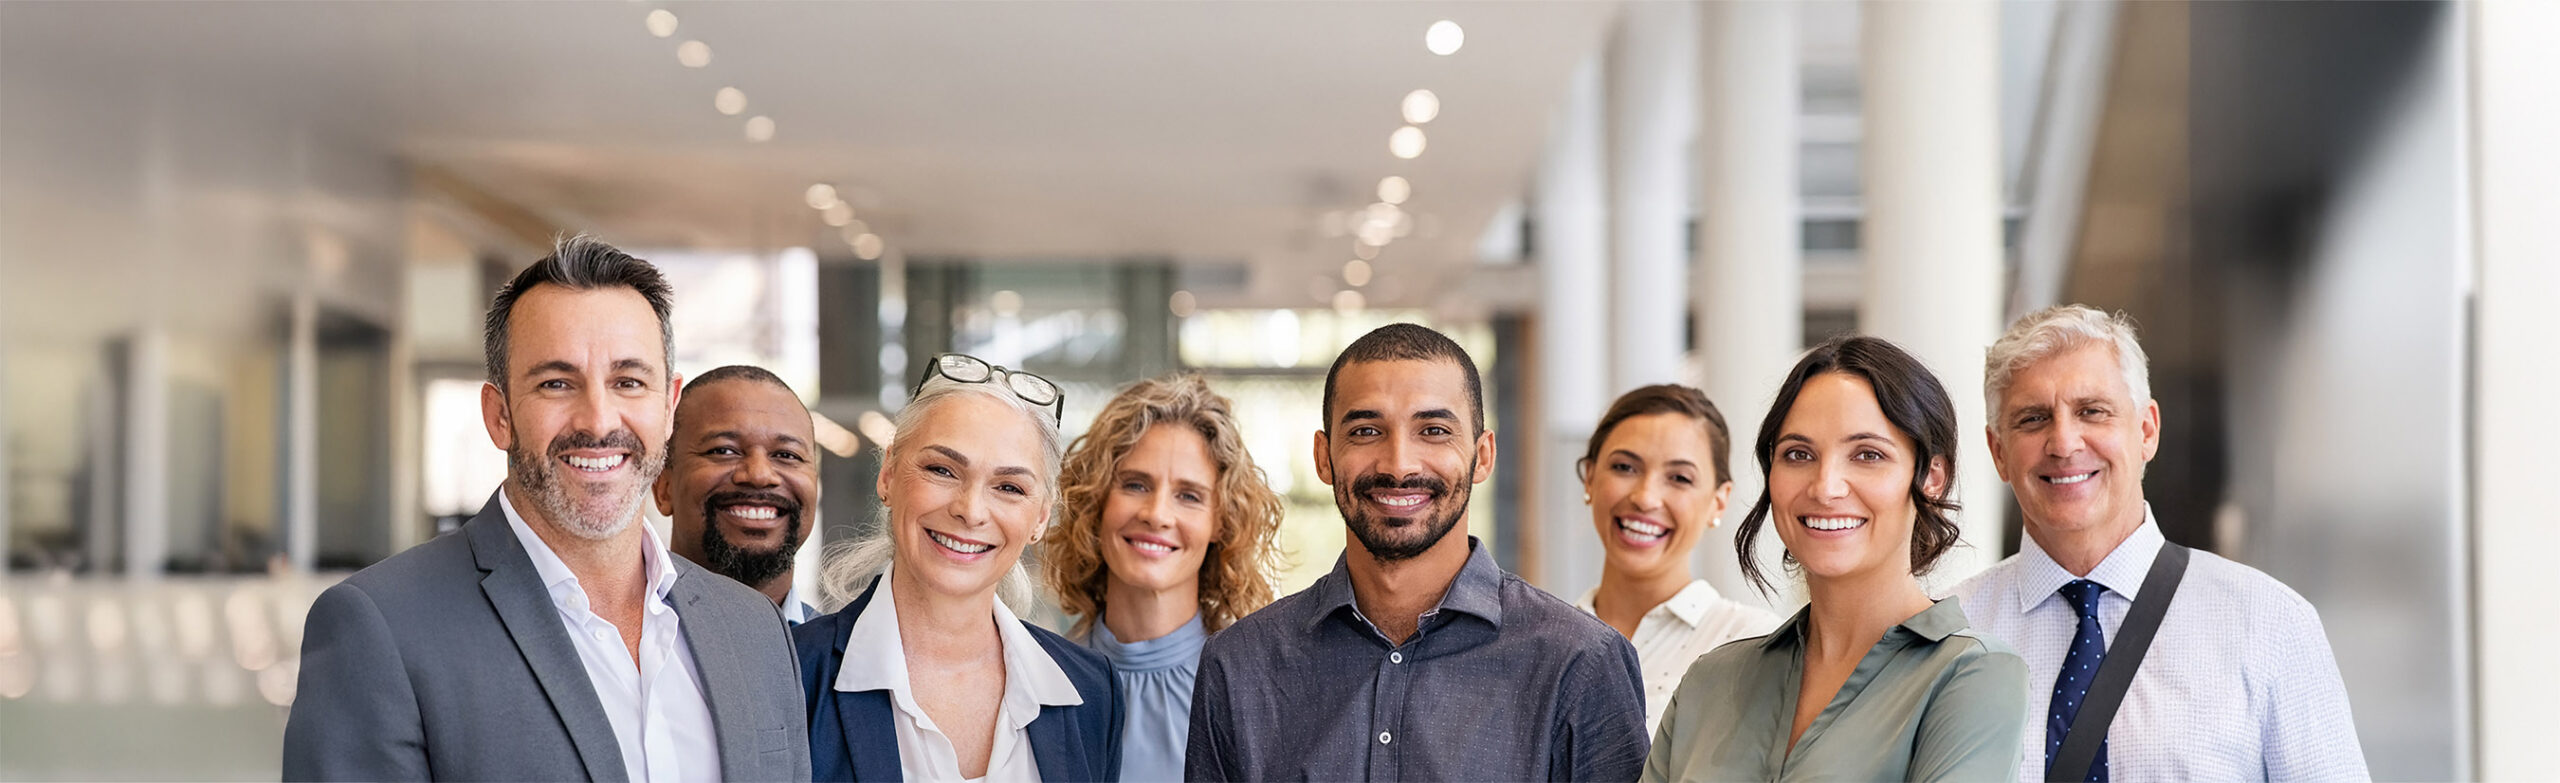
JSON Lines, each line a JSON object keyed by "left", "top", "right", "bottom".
{"left": 1576, "top": 578, "right": 1783, "bottom": 735}
{"left": 833, "top": 563, "right": 1085, "bottom": 782}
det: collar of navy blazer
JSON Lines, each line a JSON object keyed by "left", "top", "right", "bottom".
{"left": 793, "top": 575, "right": 1124, "bottom": 783}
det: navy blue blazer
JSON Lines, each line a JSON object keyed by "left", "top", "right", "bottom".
{"left": 795, "top": 577, "right": 1123, "bottom": 782}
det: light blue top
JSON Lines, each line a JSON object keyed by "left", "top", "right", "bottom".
{"left": 1086, "top": 613, "right": 1208, "bottom": 783}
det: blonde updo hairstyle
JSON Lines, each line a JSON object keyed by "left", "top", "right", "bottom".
{"left": 1043, "top": 372, "right": 1285, "bottom": 635}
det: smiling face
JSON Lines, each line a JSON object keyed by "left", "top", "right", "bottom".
{"left": 482, "top": 284, "right": 678, "bottom": 541}
{"left": 1585, "top": 412, "right": 1731, "bottom": 582}
{"left": 878, "top": 391, "right": 1053, "bottom": 602}
{"left": 1767, "top": 373, "right": 1946, "bottom": 584}
{"left": 1096, "top": 423, "right": 1221, "bottom": 597}
{"left": 652, "top": 378, "right": 819, "bottom": 591}
{"left": 1315, "top": 358, "right": 1495, "bottom": 563}
{"left": 1989, "top": 342, "right": 2160, "bottom": 544}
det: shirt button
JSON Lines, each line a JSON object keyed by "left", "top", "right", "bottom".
{"left": 1389, "top": 651, "right": 1404, "bottom": 664}
{"left": 1378, "top": 731, "right": 1393, "bottom": 745}
{"left": 592, "top": 629, "right": 611, "bottom": 641}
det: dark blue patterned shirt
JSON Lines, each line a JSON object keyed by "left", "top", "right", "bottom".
{"left": 1185, "top": 538, "right": 1650, "bottom": 782}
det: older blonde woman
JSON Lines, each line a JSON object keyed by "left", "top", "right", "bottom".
{"left": 794, "top": 354, "right": 1120, "bottom": 782}
{"left": 1043, "top": 372, "right": 1284, "bottom": 782}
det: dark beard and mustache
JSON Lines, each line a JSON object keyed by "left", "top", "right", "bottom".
{"left": 1337, "top": 466, "right": 1472, "bottom": 563}
{"left": 696, "top": 488, "right": 806, "bottom": 591}
{"left": 508, "top": 427, "right": 663, "bottom": 541}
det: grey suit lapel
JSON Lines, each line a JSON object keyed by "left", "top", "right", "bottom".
{"left": 467, "top": 493, "right": 629, "bottom": 783}
{"left": 670, "top": 562, "right": 776, "bottom": 781}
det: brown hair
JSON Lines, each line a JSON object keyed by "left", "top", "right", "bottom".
{"left": 1575, "top": 384, "right": 1734, "bottom": 488}
{"left": 1734, "top": 335, "right": 1964, "bottom": 596}
{"left": 1044, "top": 372, "right": 1285, "bottom": 634}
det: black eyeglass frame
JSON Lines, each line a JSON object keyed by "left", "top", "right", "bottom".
{"left": 914, "top": 353, "right": 1065, "bottom": 422}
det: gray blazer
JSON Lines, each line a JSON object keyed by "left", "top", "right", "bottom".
{"left": 282, "top": 491, "right": 813, "bottom": 782}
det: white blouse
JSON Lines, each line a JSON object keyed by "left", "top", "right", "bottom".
{"left": 1576, "top": 579, "right": 1783, "bottom": 735}
{"left": 833, "top": 564, "right": 1085, "bottom": 782}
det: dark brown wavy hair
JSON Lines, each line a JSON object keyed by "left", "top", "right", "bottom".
{"left": 1735, "top": 335, "right": 1964, "bottom": 596}
{"left": 1044, "top": 372, "right": 1285, "bottom": 635}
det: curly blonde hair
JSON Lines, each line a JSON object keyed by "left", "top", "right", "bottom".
{"left": 1044, "top": 372, "right": 1285, "bottom": 635}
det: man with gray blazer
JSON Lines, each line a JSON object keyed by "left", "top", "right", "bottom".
{"left": 284, "top": 236, "right": 811, "bottom": 782}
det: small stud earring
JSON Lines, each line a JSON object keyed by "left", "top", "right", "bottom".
{"left": 1581, "top": 493, "right": 1591, "bottom": 505}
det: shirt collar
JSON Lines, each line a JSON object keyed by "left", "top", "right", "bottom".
{"left": 1305, "top": 536, "right": 1505, "bottom": 634}
{"left": 1573, "top": 579, "right": 1721, "bottom": 627}
{"left": 497, "top": 488, "right": 679, "bottom": 608}
{"left": 2013, "top": 503, "right": 2166, "bottom": 614}
{"left": 781, "top": 586, "right": 819, "bottom": 625}
{"left": 1755, "top": 596, "right": 1972, "bottom": 648}
{"left": 833, "top": 563, "right": 1084, "bottom": 715}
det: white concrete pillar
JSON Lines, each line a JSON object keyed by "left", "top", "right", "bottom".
{"left": 1533, "top": 55, "right": 1612, "bottom": 596}
{"left": 286, "top": 291, "right": 319, "bottom": 573}
{"left": 1694, "top": 0, "right": 1802, "bottom": 608}
{"left": 1607, "top": 1, "right": 1697, "bottom": 396}
{"left": 1858, "top": 0, "right": 2006, "bottom": 582}
{"left": 124, "top": 328, "right": 169, "bottom": 578}
{"left": 2471, "top": 1, "right": 2560, "bottom": 778}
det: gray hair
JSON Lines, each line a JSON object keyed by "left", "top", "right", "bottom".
{"left": 818, "top": 375, "right": 1064, "bottom": 610}
{"left": 1983, "top": 304, "right": 2153, "bottom": 424}
{"left": 483, "top": 234, "right": 675, "bottom": 389}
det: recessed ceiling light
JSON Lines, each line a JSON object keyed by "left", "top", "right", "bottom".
{"left": 1333, "top": 289, "right": 1367, "bottom": 314}
{"left": 714, "top": 87, "right": 747, "bottom": 115}
{"left": 1389, "top": 126, "right": 1427, "bottom": 159}
{"left": 805, "top": 184, "right": 838, "bottom": 210}
{"left": 1344, "top": 259, "right": 1373, "bottom": 287}
{"left": 1169, "top": 290, "right": 1198, "bottom": 318}
{"left": 745, "top": 115, "right": 775, "bottom": 142}
{"left": 823, "top": 202, "right": 855, "bottom": 227}
{"left": 1425, "top": 20, "right": 1464, "bottom": 56}
{"left": 645, "top": 9, "right": 678, "bottom": 38}
{"left": 1401, "top": 89, "right": 1440, "bottom": 124}
{"left": 677, "top": 40, "right": 712, "bottom": 68}
{"left": 850, "top": 233, "right": 884, "bottom": 260}
{"left": 1378, "top": 176, "right": 1411, "bottom": 205}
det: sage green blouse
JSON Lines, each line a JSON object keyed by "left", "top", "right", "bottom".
{"left": 1641, "top": 597, "right": 2028, "bottom": 783}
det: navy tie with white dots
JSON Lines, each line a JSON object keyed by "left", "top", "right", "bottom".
{"left": 2048, "top": 579, "right": 2109, "bottom": 782}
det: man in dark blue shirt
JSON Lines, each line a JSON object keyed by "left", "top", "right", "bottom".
{"left": 1185, "top": 323, "right": 1650, "bottom": 782}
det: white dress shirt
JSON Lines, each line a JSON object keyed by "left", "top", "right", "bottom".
{"left": 1575, "top": 578, "right": 1782, "bottom": 735}
{"left": 1947, "top": 504, "right": 2371, "bottom": 783}
{"left": 500, "top": 491, "right": 720, "bottom": 783}
{"left": 781, "top": 585, "right": 819, "bottom": 626}
{"left": 833, "top": 563, "right": 1084, "bottom": 782}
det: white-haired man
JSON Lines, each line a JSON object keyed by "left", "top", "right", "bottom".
{"left": 1949, "top": 305, "right": 2368, "bottom": 783}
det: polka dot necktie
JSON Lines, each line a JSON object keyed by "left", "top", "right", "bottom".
{"left": 2047, "top": 579, "right": 2109, "bottom": 782}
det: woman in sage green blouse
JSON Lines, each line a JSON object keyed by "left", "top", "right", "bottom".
{"left": 1643, "top": 336, "right": 2028, "bottom": 783}
{"left": 1043, "top": 372, "right": 1287, "bottom": 782}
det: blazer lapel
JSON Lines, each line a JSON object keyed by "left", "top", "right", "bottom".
{"left": 670, "top": 564, "right": 763, "bottom": 781}
{"left": 468, "top": 493, "right": 628, "bottom": 783}
{"left": 831, "top": 582, "right": 906, "bottom": 782}
{"left": 1028, "top": 706, "right": 1083, "bottom": 782}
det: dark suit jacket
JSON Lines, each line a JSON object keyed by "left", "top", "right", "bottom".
{"left": 793, "top": 576, "right": 1122, "bottom": 782}
{"left": 282, "top": 491, "right": 813, "bottom": 782}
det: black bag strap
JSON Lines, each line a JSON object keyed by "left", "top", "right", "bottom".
{"left": 2048, "top": 542, "right": 2190, "bottom": 783}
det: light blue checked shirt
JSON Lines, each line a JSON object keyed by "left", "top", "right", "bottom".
{"left": 1947, "top": 505, "right": 2372, "bottom": 783}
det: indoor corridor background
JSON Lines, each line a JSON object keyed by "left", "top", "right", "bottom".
{"left": 2, "top": 1, "right": 2556, "bottom": 780}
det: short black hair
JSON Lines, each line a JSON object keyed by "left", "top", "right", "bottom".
{"left": 673, "top": 364, "right": 807, "bottom": 442}
{"left": 482, "top": 234, "right": 675, "bottom": 390}
{"left": 1320, "top": 323, "right": 1485, "bottom": 435}
{"left": 1735, "top": 335, "right": 1964, "bottom": 596}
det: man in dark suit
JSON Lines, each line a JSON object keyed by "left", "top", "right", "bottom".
{"left": 284, "top": 236, "right": 811, "bottom": 782}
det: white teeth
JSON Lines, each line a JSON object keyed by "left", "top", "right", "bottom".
{"left": 927, "top": 529, "right": 993, "bottom": 554}
{"left": 1617, "top": 519, "right": 1668, "bottom": 538}
{"left": 1803, "top": 516, "right": 1865, "bottom": 531}
{"left": 2047, "top": 471, "right": 2096, "bottom": 485}
{"left": 1375, "top": 495, "right": 1426, "bottom": 508}
{"left": 727, "top": 506, "right": 778, "bottom": 520}
{"left": 565, "top": 455, "right": 626, "bottom": 472}
{"left": 1130, "top": 539, "right": 1175, "bottom": 553}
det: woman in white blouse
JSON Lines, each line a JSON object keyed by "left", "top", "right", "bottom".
{"left": 1576, "top": 383, "right": 1783, "bottom": 734}
{"left": 795, "top": 354, "right": 1120, "bottom": 782}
